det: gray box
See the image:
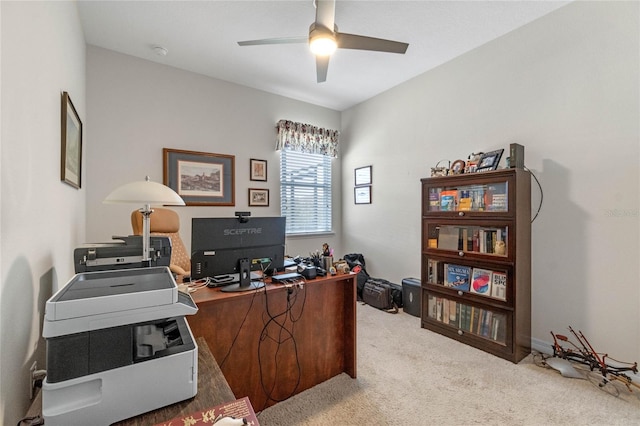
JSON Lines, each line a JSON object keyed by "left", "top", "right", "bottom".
{"left": 402, "top": 278, "right": 421, "bottom": 317}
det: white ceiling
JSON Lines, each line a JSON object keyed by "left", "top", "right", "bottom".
{"left": 77, "top": 0, "right": 570, "bottom": 111}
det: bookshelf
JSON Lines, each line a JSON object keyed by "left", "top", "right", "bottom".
{"left": 421, "top": 169, "right": 531, "bottom": 363}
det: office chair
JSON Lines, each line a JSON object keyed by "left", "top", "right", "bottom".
{"left": 131, "top": 207, "right": 191, "bottom": 278}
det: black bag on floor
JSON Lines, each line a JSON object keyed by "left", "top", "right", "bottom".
{"left": 362, "top": 278, "right": 400, "bottom": 313}
{"left": 343, "top": 253, "right": 369, "bottom": 300}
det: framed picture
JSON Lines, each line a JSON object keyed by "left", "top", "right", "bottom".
{"left": 476, "top": 149, "right": 504, "bottom": 172}
{"left": 250, "top": 158, "right": 267, "bottom": 181}
{"left": 163, "top": 148, "right": 235, "bottom": 206}
{"left": 354, "top": 186, "right": 371, "bottom": 204}
{"left": 248, "top": 188, "right": 269, "bottom": 206}
{"left": 354, "top": 165, "right": 372, "bottom": 186}
{"left": 450, "top": 159, "right": 466, "bottom": 175}
{"left": 61, "top": 92, "right": 83, "bottom": 188}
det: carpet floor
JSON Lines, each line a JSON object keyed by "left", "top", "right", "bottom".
{"left": 258, "top": 303, "right": 640, "bottom": 425}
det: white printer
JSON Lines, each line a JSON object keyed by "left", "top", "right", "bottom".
{"left": 42, "top": 266, "right": 198, "bottom": 425}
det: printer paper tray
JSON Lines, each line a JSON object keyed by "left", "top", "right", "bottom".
{"left": 43, "top": 293, "right": 198, "bottom": 338}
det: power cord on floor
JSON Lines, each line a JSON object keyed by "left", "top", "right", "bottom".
{"left": 257, "top": 280, "right": 306, "bottom": 409}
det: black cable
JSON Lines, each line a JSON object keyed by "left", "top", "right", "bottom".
{"left": 218, "top": 278, "right": 261, "bottom": 369}
{"left": 256, "top": 281, "right": 305, "bottom": 409}
{"left": 525, "top": 166, "right": 543, "bottom": 223}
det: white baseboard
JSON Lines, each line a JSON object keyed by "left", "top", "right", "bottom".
{"left": 531, "top": 337, "right": 552, "bottom": 355}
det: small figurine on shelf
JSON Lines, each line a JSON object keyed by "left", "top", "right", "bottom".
{"left": 322, "top": 243, "right": 331, "bottom": 257}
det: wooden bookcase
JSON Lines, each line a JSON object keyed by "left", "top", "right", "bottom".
{"left": 420, "top": 169, "right": 531, "bottom": 363}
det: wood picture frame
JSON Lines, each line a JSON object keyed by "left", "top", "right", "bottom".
{"left": 354, "top": 165, "right": 372, "bottom": 186}
{"left": 61, "top": 92, "right": 83, "bottom": 188}
{"left": 248, "top": 188, "right": 269, "bottom": 206}
{"left": 450, "top": 159, "right": 466, "bottom": 175}
{"left": 163, "top": 148, "right": 235, "bottom": 206}
{"left": 354, "top": 186, "right": 371, "bottom": 204}
{"left": 250, "top": 159, "right": 267, "bottom": 181}
{"left": 476, "top": 149, "right": 504, "bottom": 172}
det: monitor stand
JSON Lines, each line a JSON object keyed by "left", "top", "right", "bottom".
{"left": 221, "top": 258, "right": 265, "bottom": 292}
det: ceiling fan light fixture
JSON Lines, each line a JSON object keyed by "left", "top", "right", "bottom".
{"left": 310, "top": 35, "right": 337, "bottom": 56}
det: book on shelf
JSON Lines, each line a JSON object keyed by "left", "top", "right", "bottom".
{"left": 427, "top": 259, "right": 441, "bottom": 284}
{"left": 470, "top": 268, "right": 493, "bottom": 295}
{"left": 490, "top": 193, "right": 507, "bottom": 211}
{"left": 153, "top": 396, "right": 259, "bottom": 426}
{"left": 439, "top": 190, "right": 457, "bottom": 211}
{"left": 491, "top": 271, "right": 507, "bottom": 300}
{"left": 428, "top": 295, "right": 436, "bottom": 319}
{"left": 437, "top": 225, "right": 459, "bottom": 251}
{"left": 458, "top": 197, "right": 472, "bottom": 211}
{"left": 449, "top": 300, "right": 458, "bottom": 324}
{"left": 429, "top": 188, "right": 441, "bottom": 210}
{"left": 444, "top": 264, "right": 471, "bottom": 292}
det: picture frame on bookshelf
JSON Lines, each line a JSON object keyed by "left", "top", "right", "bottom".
{"left": 476, "top": 149, "right": 504, "bottom": 172}
{"left": 450, "top": 159, "right": 466, "bottom": 175}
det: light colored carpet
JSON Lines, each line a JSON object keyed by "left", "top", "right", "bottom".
{"left": 258, "top": 303, "right": 640, "bottom": 425}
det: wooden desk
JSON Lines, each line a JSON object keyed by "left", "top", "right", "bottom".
{"left": 188, "top": 273, "right": 357, "bottom": 411}
{"left": 113, "top": 337, "right": 235, "bottom": 425}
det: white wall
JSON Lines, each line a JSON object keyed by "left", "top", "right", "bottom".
{"left": 341, "top": 1, "right": 639, "bottom": 360}
{"left": 0, "top": 1, "right": 86, "bottom": 423}
{"left": 85, "top": 47, "right": 342, "bottom": 260}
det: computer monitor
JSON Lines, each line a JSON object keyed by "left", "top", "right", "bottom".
{"left": 191, "top": 216, "right": 286, "bottom": 292}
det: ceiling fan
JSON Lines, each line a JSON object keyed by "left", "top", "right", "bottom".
{"left": 237, "top": 0, "right": 409, "bottom": 83}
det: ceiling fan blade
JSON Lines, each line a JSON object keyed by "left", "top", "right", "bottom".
{"left": 315, "top": 0, "right": 336, "bottom": 30}
{"left": 337, "top": 33, "right": 409, "bottom": 54}
{"left": 316, "top": 55, "right": 330, "bottom": 83}
{"left": 238, "top": 36, "right": 307, "bottom": 46}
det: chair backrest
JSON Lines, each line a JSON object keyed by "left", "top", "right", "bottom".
{"left": 131, "top": 207, "right": 190, "bottom": 277}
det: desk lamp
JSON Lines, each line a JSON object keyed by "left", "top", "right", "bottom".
{"left": 104, "top": 176, "right": 185, "bottom": 265}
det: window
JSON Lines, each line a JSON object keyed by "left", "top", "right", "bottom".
{"left": 280, "top": 150, "right": 332, "bottom": 235}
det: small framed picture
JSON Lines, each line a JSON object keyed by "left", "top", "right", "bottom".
{"left": 249, "top": 188, "right": 269, "bottom": 206}
{"left": 354, "top": 186, "right": 371, "bottom": 204}
{"left": 450, "top": 159, "right": 466, "bottom": 175}
{"left": 250, "top": 158, "right": 267, "bottom": 181}
{"left": 354, "top": 165, "right": 372, "bottom": 186}
{"left": 476, "top": 149, "right": 504, "bottom": 172}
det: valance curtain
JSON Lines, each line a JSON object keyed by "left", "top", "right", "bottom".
{"left": 275, "top": 119, "right": 339, "bottom": 158}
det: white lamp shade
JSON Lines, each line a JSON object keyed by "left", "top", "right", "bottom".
{"left": 103, "top": 177, "right": 185, "bottom": 206}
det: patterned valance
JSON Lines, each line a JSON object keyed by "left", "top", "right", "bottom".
{"left": 275, "top": 119, "right": 339, "bottom": 158}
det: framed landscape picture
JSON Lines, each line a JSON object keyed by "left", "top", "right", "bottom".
{"left": 61, "top": 92, "right": 83, "bottom": 188}
{"left": 163, "top": 148, "right": 235, "bottom": 206}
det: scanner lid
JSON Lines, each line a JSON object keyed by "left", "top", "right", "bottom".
{"left": 45, "top": 267, "right": 177, "bottom": 322}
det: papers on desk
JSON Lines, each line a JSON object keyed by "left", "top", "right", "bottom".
{"left": 153, "top": 396, "right": 259, "bottom": 426}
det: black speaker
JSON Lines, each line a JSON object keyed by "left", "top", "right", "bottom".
{"left": 509, "top": 143, "right": 525, "bottom": 169}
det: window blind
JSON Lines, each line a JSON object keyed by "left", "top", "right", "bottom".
{"left": 280, "top": 150, "right": 332, "bottom": 234}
